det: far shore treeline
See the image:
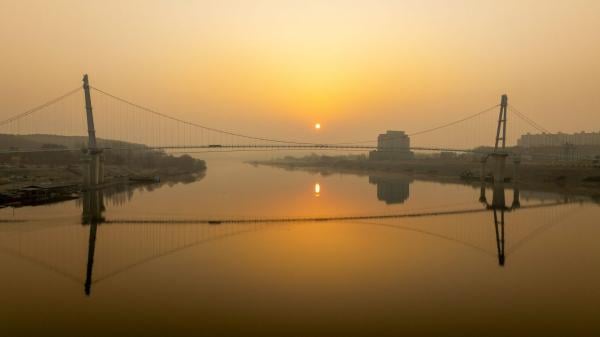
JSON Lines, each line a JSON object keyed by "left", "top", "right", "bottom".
{"left": 0, "top": 134, "right": 205, "bottom": 172}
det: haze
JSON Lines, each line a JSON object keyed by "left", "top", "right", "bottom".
{"left": 1, "top": 0, "right": 599, "bottom": 144}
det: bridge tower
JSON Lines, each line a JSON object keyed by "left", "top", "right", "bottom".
{"left": 82, "top": 74, "right": 104, "bottom": 188}
{"left": 489, "top": 95, "right": 509, "bottom": 184}
{"left": 495, "top": 94, "right": 508, "bottom": 151}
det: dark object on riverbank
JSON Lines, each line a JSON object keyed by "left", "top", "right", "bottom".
{"left": 129, "top": 175, "right": 161, "bottom": 183}
{"left": 0, "top": 184, "right": 79, "bottom": 207}
{"left": 583, "top": 176, "right": 600, "bottom": 183}
{"left": 460, "top": 170, "right": 511, "bottom": 183}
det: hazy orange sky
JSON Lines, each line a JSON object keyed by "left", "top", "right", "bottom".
{"left": 1, "top": 0, "right": 599, "bottom": 144}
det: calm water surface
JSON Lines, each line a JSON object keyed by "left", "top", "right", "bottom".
{"left": 1, "top": 159, "right": 599, "bottom": 336}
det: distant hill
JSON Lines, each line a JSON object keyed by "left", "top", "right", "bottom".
{"left": 0, "top": 133, "right": 206, "bottom": 173}
{"left": 0, "top": 134, "right": 147, "bottom": 151}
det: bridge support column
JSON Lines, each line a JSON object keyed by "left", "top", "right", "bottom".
{"left": 512, "top": 156, "right": 521, "bottom": 209}
{"left": 479, "top": 156, "right": 487, "bottom": 203}
{"left": 86, "top": 153, "right": 104, "bottom": 186}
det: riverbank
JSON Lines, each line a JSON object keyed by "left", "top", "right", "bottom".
{"left": 250, "top": 155, "right": 600, "bottom": 200}
{"left": 0, "top": 134, "right": 207, "bottom": 200}
{"left": 0, "top": 163, "right": 205, "bottom": 189}
{"left": 0, "top": 162, "right": 207, "bottom": 207}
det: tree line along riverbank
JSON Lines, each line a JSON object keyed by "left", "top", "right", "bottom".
{"left": 250, "top": 154, "right": 600, "bottom": 200}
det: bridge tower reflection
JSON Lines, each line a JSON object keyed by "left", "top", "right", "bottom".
{"left": 81, "top": 189, "right": 105, "bottom": 296}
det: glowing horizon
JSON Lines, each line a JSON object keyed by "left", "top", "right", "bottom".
{"left": 1, "top": 1, "right": 599, "bottom": 145}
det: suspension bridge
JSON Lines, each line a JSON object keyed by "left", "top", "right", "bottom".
{"left": 0, "top": 75, "right": 592, "bottom": 299}
{"left": 0, "top": 74, "right": 558, "bottom": 189}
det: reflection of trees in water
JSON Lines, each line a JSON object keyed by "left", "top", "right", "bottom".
{"left": 76, "top": 172, "right": 205, "bottom": 208}
{"left": 368, "top": 175, "right": 413, "bottom": 204}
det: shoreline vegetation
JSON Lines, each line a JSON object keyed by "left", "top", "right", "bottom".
{"left": 249, "top": 154, "right": 600, "bottom": 201}
{"left": 0, "top": 134, "right": 206, "bottom": 206}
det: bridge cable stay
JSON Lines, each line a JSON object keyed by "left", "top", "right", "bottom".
{"left": 0, "top": 87, "right": 82, "bottom": 128}
{"left": 88, "top": 200, "right": 575, "bottom": 287}
{"left": 89, "top": 222, "right": 272, "bottom": 286}
{"left": 0, "top": 199, "right": 577, "bottom": 294}
{"left": 0, "top": 86, "right": 89, "bottom": 154}
{"left": 0, "top": 84, "right": 560, "bottom": 158}
{"left": 324, "top": 104, "right": 500, "bottom": 146}
{"left": 505, "top": 204, "right": 579, "bottom": 256}
{"left": 85, "top": 87, "right": 510, "bottom": 152}
{"left": 508, "top": 105, "right": 550, "bottom": 134}
{"left": 350, "top": 219, "right": 496, "bottom": 257}
{"left": 80, "top": 87, "right": 491, "bottom": 154}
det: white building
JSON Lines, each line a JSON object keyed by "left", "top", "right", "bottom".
{"left": 518, "top": 132, "right": 600, "bottom": 147}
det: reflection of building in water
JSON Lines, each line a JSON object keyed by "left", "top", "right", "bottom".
{"left": 369, "top": 131, "right": 414, "bottom": 160}
{"left": 368, "top": 175, "right": 412, "bottom": 204}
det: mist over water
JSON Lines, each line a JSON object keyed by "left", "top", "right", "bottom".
{"left": 1, "top": 159, "right": 599, "bottom": 336}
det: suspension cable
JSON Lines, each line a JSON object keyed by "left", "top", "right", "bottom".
{"left": 330, "top": 104, "right": 500, "bottom": 145}
{"left": 509, "top": 104, "right": 550, "bottom": 134}
{"left": 0, "top": 87, "right": 82, "bottom": 127}
{"left": 408, "top": 104, "right": 499, "bottom": 137}
{"left": 90, "top": 86, "right": 318, "bottom": 145}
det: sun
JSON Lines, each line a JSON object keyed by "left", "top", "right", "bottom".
{"left": 314, "top": 123, "right": 321, "bottom": 130}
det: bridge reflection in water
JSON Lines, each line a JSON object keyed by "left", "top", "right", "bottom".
{"left": 81, "top": 189, "right": 104, "bottom": 295}
{"left": 0, "top": 180, "right": 578, "bottom": 297}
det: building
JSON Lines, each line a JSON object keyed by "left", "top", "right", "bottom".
{"left": 369, "top": 130, "right": 414, "bottom": 160}
{"left": 517, "top": 131, "right": 600, "bottom": 160}
{"left": 518, "top": 131, "right": 600, "bottom": 147}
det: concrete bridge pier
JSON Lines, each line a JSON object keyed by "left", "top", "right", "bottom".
{"left": 83, "top": 153, "right": 104, "bottom": 188}
{"left": 82, "top": 189, "right": 105, "bottom": 225}
{"left": 490, "top": 153, "right": 508, "bottom": 184}
{"left": 512, "top": 156, "right": 521, "bottom": 209}
{"left": 479, "top": 156, "right": 488, "bottom": 203}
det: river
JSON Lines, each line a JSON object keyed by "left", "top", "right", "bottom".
{"left": 1, "top": 159, "right": 599, "bottom": 336}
